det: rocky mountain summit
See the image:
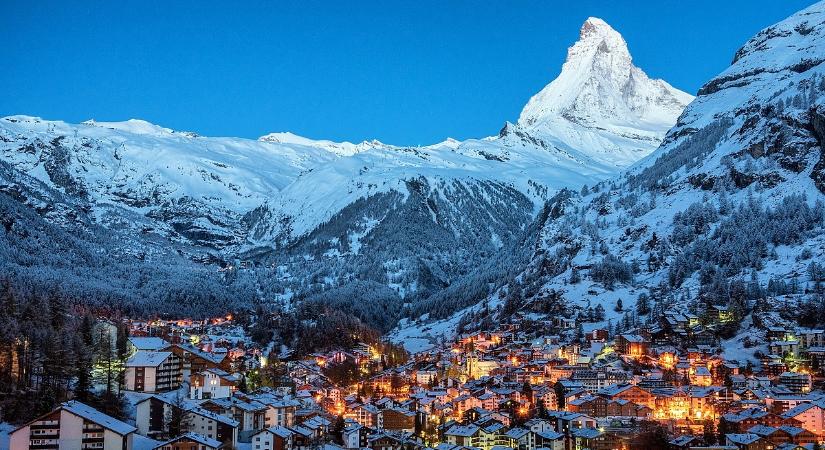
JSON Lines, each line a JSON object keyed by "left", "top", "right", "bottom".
{"left": 518, "top": 17, "right": 693, "bottom": 168}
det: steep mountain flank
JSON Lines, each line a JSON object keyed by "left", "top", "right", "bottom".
{"left": 393, "top": 2, "right": 825, "bottom": 353}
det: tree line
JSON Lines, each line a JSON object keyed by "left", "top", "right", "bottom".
{"left": 0, "top": 277, "right": 129, "bottom": 423}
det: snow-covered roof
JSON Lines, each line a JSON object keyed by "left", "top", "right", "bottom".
{"left": 598, "top": 383, "right": 640, "bottom": 396}
{"left": 126, "top": 351, "right": 172, "bottom": 367}
{"left": 62, "top": 401, "right": 137, "bottom": 435}
{"left": 289, "top": 425, "right": 313, "bottom": 437}
{"left": 725, "top": 433, "right": 762, "bottom": 445}
{"left": 154, "top": 432, "right": 222, "bottom": 449}
{"left": 252, "top": 425, "right": 293, "bottom": 439}
{"left": 128, "top": 337, "right": 169, "bottom": 351}
{"left": 778, "top": 425, "right": 806, "bottom": 436}
{"left": 205, "top": 396, "right": 267, "bottom": 412}
{"left": 504, "top": 427, "right": 529, "bottom": 439}
{"left": 782, "top": 401, "right": 825, "bottom": 418}
{"left": 747, "top": 424, "right": 778, "bottom": 436}
{"left": 535, "top": 430, "right": 564, "bottom": 440}
{"left": 669, "top": 435, "right": 698, "bottom": 446}
{"left": 190, "top": 407, "right": 240, "bottom": 427}
{"left": 694, "top": 366, "right": 711, "bottom": 376}
{"left": 174, "top": 343, "right": 226, "bottom": 364}
{"left": 445, "top": 424, "right": 480, "bottom": 437}
{"left": 570, "top": 428, "right": 601, "bottom": 439}
{"left": 619, "top": 334, "right": 647, "bottom": 343}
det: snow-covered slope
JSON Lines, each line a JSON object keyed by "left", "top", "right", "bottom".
{"left": 0, "top": 113, "right": 627, "bottom": 251}
{"left": 250, "top": 131, "right": 621, "bottom": 243}
{"left": 393, "top": 2, "right": 825, "bottom": 352}
{"left": 0, "top": 115, "right": 341, "bottom": 247}
{"left": 519, "top": 17, "right": 693, "bottom": 168}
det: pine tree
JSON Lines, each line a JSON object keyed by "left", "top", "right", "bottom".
{"left": 40, "top": 331, "right": 70, "bottom": 410}
{"left": 261, "top": 352, "right": 288, "bottom": 387}
{"left": 331, "top": 415, "right": 346, "bottom": 444}
{"left": 0, "top": 280, "right": 19, "bottom": 391}
{"left": 115, "top": 323, "right": 129, "bottom": 390}
{"left": 594, "top": 304, "right": 606, "bottom": 321}
{"left": 238, "top": 375, "right": 249, "bottom": 393}
{"left": 553, "top": 383, "right": 565, "bottom": 409}
{"left": 73, "top": 334, "right": 94, "bottom": 403}
{"left": 95, "top": 327, "right": 113, "bottom": 393}
{"left": 569, "top": 268, "right": 581, "bottom": 284}
{"left": 536, "top": 398, "right": 548, "bottom": 418}
{"left": 166, "top": 392, "right": 192, "bottom": 436}
{"left": 521, "top": 381, "right": 533, "bottom": 404}
{"left": 716, "top": 419, "right": 731, "bottom": 445}
{"left": 116, "top": 323, "right": 129, "bottom": 360}
{"left": 703, "top": 419, "right": 716, "bottom": 445}
{"left": 636, "top": 293, "right": 650, "bottom": 316}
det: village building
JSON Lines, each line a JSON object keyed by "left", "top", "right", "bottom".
{"left": 134, "top": 395, "right": 239, "bottom": 447}
{"left": 780, "top": 401, "right": 825, "bottom": 436}
{"left": 615, "top": 334, "right": 649, "bottom": 358}
{"left": 124, "top": 351, "right": 183, "bottom": 393}
{"left": 201, "top": 395, "right": 268, "bottom": 433}
{"left": 190, "top": 368, "right": 240, "bottom": 399}
{"left": 342, "top": 422, "right": 370, "bottom": 449}
{"left": 9, "top": 401, "right": 136, "bottom": 450}
{"left": 378, "top": 407, "right": 416, "bottom": 432}
{"left": 128, "top": 336, "right": 171, "bottom": 354}
{"left": 250, "top": 426, "right": 294, "bottom": 450}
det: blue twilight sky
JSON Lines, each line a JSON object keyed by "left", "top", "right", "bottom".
{"left": 1, "top": 1, "right": 815, "bottom": 146}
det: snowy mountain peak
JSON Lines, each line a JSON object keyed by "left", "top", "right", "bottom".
{"left": 82, "top": 118, "right": 175, "bottom": 136}
{"left": 575, "top": 17, "right": 630, "bottom": 60}
{"left": 516, "top": 17, "right": 693, "bottom": 167}
{"left": 258, "top": 131, "right": 377, "bottom": 156}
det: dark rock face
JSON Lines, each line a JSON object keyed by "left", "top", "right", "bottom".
{"left": 810, "top": 105, "right": 825, "bottom": 194}
{"left": 698, "top": 68, "right": 768, "bottom": 96}
{"left": 728, "top": 167, "right": 785, "bottom": 189}
{"left": 37, "top": 137, "right": 89, "bottom": 198}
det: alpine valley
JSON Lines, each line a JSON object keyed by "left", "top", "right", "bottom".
{"left": 2, "top": 1, "right": 825, "bottom": 362}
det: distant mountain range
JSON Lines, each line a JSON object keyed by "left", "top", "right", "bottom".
{"left": 0, "top": 16, "right": 690, "bottom": 253}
